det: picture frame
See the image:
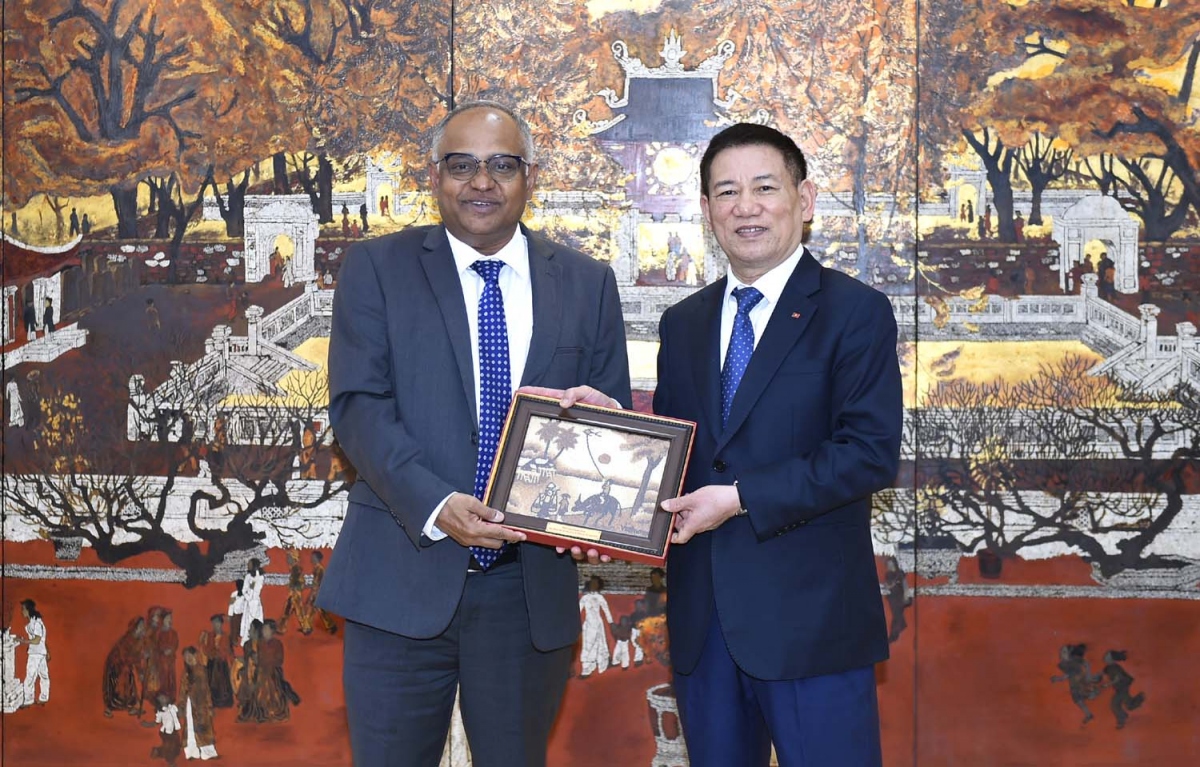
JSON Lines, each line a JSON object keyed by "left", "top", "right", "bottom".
{"left": 483, "top": 393, "right": 696, "bottom": 565}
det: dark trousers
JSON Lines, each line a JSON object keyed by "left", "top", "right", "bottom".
{"left": 343, "top": 562, "right": 572, "bottom": 767}
{"left": 674, "top": 611, "right": 882, "bottom": 767}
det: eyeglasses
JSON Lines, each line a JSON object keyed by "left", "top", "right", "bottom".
{"left": 436, "top": 153, "right": 529, "bottom": 182}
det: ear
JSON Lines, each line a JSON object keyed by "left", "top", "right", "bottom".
{"left": 700, "top": 194, "right": 711, "bottom": 227}
{"left": 797, "top": 179, "right": 817, "bottom": 222}
{"left": 524, "top": 163, "right": 540, "bottom": 201}
{"left": 428, "top": 162, "right": 441, "bottom": 194}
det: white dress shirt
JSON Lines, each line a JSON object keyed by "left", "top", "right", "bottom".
{"left": 720, "top": 246, "right": 805, "bottom": 365}
{"left": 424, "top": 229, "right": 534, "bottom": 540}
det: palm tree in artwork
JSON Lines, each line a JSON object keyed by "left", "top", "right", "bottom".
{"left": 550, "top": 426, "right": 580, "bottom": 464}
{"left": 536, "top": 419, "right": 563, "bottom": 458}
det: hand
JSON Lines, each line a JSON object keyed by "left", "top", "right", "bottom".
{"left": 518, "top": 385, "right": 622, "bottom": 410}
{"left": 436, "top": 493, "right": 527, "bottom": 549}
{"left": 555, "top": 545, "right": 612, "bottom": 564}
{"left": 661, "top": 485, "right": 742, "bottom": 545}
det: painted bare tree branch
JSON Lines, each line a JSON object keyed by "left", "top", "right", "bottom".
{"left": 2, "top": 370, "right": 348, "bottom": 588}
{"left": 916, "top": 356, "right": 1199, "bottom": 577}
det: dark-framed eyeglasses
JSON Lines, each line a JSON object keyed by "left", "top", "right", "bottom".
{"left": 436, "top": 153, "right": 529, "bottom": 182}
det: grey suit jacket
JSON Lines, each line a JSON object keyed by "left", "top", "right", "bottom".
{"left": 317, "top": 224, "right": 632, "bottom": 650}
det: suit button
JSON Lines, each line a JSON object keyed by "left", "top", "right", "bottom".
{"left": 712, "top": 460, "right": 726, "bottom": 473}
{"left": 471, "top": 431, "right": 479, "bottom": 446}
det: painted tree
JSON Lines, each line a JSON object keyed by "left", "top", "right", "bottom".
{"left": 2, "top": 360, "right": 347, "bottom": 588}
{"left": 260, "top": 0, "right": 448, "bottom": 222}
{"left": 451, "top": 0, "right": 629, "bottom": 192}
{"left": 2, "top": 0, "right": 251, "bottom": 239}
{"left": 620, "top": 433, "right": 667, "bottom": 518}
{"left": 919, "top": 0, "right": 1028, "bottom": 240}
{"left": 535, "top": 418, "right": 565, "bottom": 459}
{"left": 550, "top": 427, "right": 580, "bottom": 463}
{"left": 917, "top": 355, "right": 1200, "bottom": 578}
{"left": 795, "top": 0, "right": 917, "bottom": 273}
{"left": 1016, "top": 133, "right": 1072, "bottom": 228}
{"left": 969, "top": 1, "right": 1200, "bottom": 240}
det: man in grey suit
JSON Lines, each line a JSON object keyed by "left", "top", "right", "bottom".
{"left": 317, "top": 101, "right": 632, "bottom": 766}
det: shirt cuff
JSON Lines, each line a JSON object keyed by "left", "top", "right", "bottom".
{"left": 423, "top": 494, "right": 453, "bottom": 541}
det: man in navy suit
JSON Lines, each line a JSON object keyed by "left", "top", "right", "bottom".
{"left": 318, "top": 101, "right": 631, "bottom": 766}
{"left": 654, "top": 123, "right": 902, "bottom": 765}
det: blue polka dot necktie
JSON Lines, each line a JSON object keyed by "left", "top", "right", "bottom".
{"left": 470, "top": 259, "right": 512, "bottom": 570}
{"left": 720, "top": 286, "right": 764, "bottom": 426}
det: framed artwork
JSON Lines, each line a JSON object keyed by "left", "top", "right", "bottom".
{"left": 484, "top": 394, "right": 696, "bottom": 564}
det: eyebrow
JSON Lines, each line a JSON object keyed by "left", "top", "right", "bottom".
{"left": 711, "top": 173, "right": 780, "bottom": 189}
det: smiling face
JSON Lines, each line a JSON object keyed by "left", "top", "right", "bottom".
{"left": 700, "top": 143, "right": 815, "bottom": 284}
{"left": 429, "top": 107, "right": 538, "bottom": 255}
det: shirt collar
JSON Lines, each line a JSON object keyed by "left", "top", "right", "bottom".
{"left": 447, "top": 227, "right": 529, "bottom": 279}
{"left": 723, "top": 245, "right": 805, "bottom": 308}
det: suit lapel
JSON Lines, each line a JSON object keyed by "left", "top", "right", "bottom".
{"left": 717, "top": 251, "right": 822, "bottom": 452}
{"left": 521, "top": 228, "right": 563, "bottom": 386}
{"left": 419, "top": 227, "right": 477, "bottom": 423}
{"left": 690, "top": 279, "right": 726, "bottom": 444}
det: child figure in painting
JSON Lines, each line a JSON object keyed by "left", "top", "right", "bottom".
{"left": 150, "top": 693, "right": 183, "bottom": 766}
{"left": 578, "top": 576, "right": 613, "bottom": 678}
{"left": 610, "top": 615, "right": 639, "bottom": 670}
{"left": 1101, "top": 650, "right": 1145, "bottom": 730}
{"left": 1051, "top": 643, "right": 1102, "bottom": 725}
{"left": 554, "top": 493, "right": 571, "bottom": 521}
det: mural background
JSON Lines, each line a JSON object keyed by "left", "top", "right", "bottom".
{"left": 3, "top": 0, "right": 1198, "bottom": 765}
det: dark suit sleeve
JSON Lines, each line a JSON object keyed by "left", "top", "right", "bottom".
{"left": 591, "top": 268, "right": 633, "bottom": 409}
{"left": 651, "top": 309, "right": 673, "bottom": 419}
{"left": 327, "top": 245, "right": 455, "bottom": 547}
{"left": 738, "top": 289, "right": 902, "bottom": 538}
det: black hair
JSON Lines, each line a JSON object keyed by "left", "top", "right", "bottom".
{"left": 700, "top": 123, "right": 808, "bottom": 197}
{"left": 20, "top": 599, "right": 41, "bottom": 619}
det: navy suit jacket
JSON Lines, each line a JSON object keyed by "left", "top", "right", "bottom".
{"left": 653, "top": 250, "right": 901, "bottom": 680}
{"left": 317, "top": 224, "right": 631, "bottom": 651}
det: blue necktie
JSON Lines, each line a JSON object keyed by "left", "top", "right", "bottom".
{"left": 470, "top": 259, "right": 512, "bottom": 570}
{"left": 720, "top": 286, "right": 764, "bottom": 426}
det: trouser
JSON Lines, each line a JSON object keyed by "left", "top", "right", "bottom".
{"left": 23, "top": 654, "right": 49, "bottom": 704}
